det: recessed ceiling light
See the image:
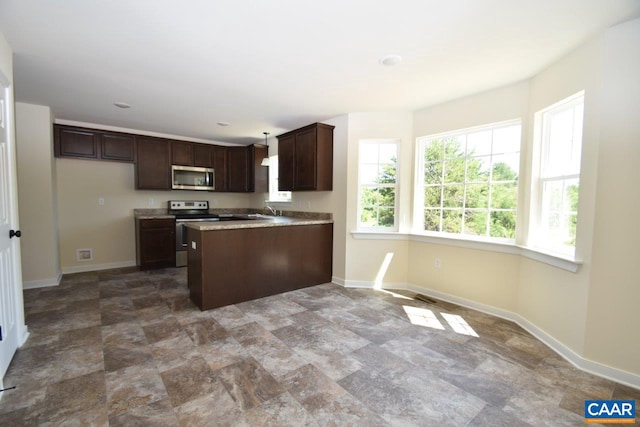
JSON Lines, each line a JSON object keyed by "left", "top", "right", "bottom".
{"left": 113, "top": 102, "right": 131, "bottom": 109}
{"left": 379, "top": 54, "right": 403, "bottom": 66}
{"left": 216, "top": 121, "right": 230, "bottom": 127}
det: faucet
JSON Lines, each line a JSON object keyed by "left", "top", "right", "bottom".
{"left": 266, "top": 205, "right": 277, "bottom": 216}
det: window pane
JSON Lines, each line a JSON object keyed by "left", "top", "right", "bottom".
{"left": 466, "top": 156, "right": 490, "bottom": 183}
{"left": 464, "top": 210, "right": 487, "bottom": 236}
{"left": 465, "top": 184, "right": 489, "bottom": 208}
{"left": 565, "top": 178, "right": 579, "bottom": 213}
{"left": 444, "top": 136, "right": 466, "bottom": 158}
{"left": 566, "top": 213, "right": 578, "bottom": 246}
{"left": 542, "top": 180, "right": 563, "bottom": 213}
{"left": 492, "top": 153, "right": 519, "bottom": 180}
{"left": 466, "top": 130, "right": 491, "bottom": 156}
{"left": 424, "top": 209, "right": 441, "bottom": 232}
{"left": 360, "top": 187, "right": 379, "bottom": 207}
{"left": 442, "top": 210, "right": 462, "bottom": 233}
{"left": 490, "top": 211, "right": 516, "bottom": 239}
{"left": 379, "top": 188, "right": 395, "bottom": 208}
{"left": 358, "top": 140, "right": 399, "bottom": 230}
{"left": 444, "top": 158, "right": 465, "bottom": 183}
{"left": 424, "top": 140, "right": 444, "bottom": 161}
{"left": 360, "top": 207, "right": 377, "bottom": 227}
{"left": 378, "top": 163, "right": 396, "bottom": 184}
{"left": 360, "top": 145, "right": 379, "bottom": 164}
{"left": 360, "top": 165, "right": 379, "bottom": 185}
{"left": 492, "top": 125, "right": 521, "bottom": 154}
{"left": 442, "top": 184, "right": 464, "bottom": 208}
{"left": 491, "top": 182, "right": 518, "bottom": 210}
{"left": 417, "top": 120, "right": 520, "bottom": 240}
{"left": 378, "top": 208, "right": 395, "bottom": 227}
{"left": 425, "top": 186, "right": 442, "bottom": 207}
{"left": 425, "top": 161, "right": 443, "bottom": 184}
{"left": 379, "top": 144, "right": 397, "bottom": 164}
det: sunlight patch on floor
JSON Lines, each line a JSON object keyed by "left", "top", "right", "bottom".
{"left": 402, "top": 305, "right": 445, "bottom": 330}
{"left": 441, "top": 312, "right": 479, "bottom": 337}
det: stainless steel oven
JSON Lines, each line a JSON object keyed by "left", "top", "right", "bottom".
{"left": 169, "top": 200, "right": 220, "bottom": 267}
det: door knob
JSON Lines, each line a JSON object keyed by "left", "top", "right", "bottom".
{"left": 9, "top": 229, "right": 21, "bottom": 239}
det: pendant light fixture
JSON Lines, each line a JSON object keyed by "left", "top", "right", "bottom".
{"left": 261, "top": 131, "right": 270, "bottom": 166}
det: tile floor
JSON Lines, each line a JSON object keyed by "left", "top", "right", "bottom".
{"left": 0, "top": 267, "right": 638, "bottom": 426}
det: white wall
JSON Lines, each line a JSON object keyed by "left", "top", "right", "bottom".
{"left": 15, "top": 103, "right": 60, "bottom": 287}
{"left": 409, "top": 82, "right": 529, "bottom": 312}
{"left": 55, "top": 158, "right": 252, "bottom": 272}
{"left": 344, "top": 112, "right": 414, "bottom": 285}
{"left": 583, "top": 18, "right": 640, "bottom": 376}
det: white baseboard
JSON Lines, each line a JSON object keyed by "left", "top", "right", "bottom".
{"left": 338, "top": 279, "right": 640, "bottom": 390}
{"left": 61, "top": 261, "right": 137, "bottom": 275}
{"left": 22, "top": 272, "right": 63, "bottom": 290}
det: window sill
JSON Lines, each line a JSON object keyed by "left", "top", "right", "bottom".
{"left": 350, "top": 230, "right": 582, "bottom": 272}
{"left": 351, "top": 231, "right": 408, "bottom": 240}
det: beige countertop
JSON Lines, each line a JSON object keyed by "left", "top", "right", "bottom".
{"left": 134, "top": 208, "right": 333, "bottom": 230}
{"left": 184, "top": 215, "right": 332, "bottom": 231}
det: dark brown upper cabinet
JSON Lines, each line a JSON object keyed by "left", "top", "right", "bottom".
{"left": 136, "top": 136, "right": 171, "bottom": 190}
{"left": 227, "top": 146, "right": 251, "bottom": 192}
{"left": 194, "top": 144, "right": 213, "bottom": 167}
{"left": 101, "top": 132, "right": 136, "bottom": 162}
{"left": 277, "top": 122, "right": 334, "bottom": 191}
{"left": 212, "top": 146, "right": 228, "bottom": 192}
{"left": 54, "top": 125, "right": 135, "bottom": 162}
{"left": 171, "top": 141, "right": 194, "bottom": 166}
{"left": 252, "top": 145, "right": 269, "bottom": 193}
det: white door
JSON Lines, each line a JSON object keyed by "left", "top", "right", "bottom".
{"left": 0, "top": 69, "right": 25, "bottom": 388}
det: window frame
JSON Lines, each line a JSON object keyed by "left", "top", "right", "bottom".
{"left": 357, "top": 139, "right": 400, "bottom": 232}
{"left": 414, "top": 119, "right": 522, "bottom": 242}
{"left": 530, "top": 91, "right": 585, "bottom": 257}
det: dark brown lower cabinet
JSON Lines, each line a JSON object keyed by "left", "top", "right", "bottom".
{"left": 136, "top": 218, "right": 176, "bottom": 270}
{"left": 187, "top": 224, "right": 333, "bottom": 310}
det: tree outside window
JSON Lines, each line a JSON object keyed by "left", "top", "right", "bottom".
{"left": 419, "top": 122, "right": 521, "bottom": 240}
{"left": 358, "top": 140, "right": 399, "bottom": 229}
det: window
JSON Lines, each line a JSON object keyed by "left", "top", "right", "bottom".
{"left": 416, "top": 121, "right": 521, "bottom": 240}
{"left": 267, "top": 155, "right": 292, "bottom": 202}
{"left": 358, "top": 140, "right": 399, "bottom": 230}
{"left": 532, "top": 92, "right": 584, "bottom": 255}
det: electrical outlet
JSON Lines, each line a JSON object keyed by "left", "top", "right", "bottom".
{"left": 148, "top": 198, "right": 155, "bottom": 206}
{"left": 434, "top": 258, "right": 441, "bottom": 268}
{"left": 98, "top": 197, "right": 104, "bottom": 206}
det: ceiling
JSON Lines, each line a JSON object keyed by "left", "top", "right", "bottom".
{"left": 1, "top": 1, "right": 639, "bottom": 145}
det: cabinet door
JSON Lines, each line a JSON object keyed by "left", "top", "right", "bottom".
{"left": 227, "top": 147, "right": 249, "bottom": 192}
{"left": 101, "top": 133, "right": 135, "bottom": 162}
{"left": 212, "top": 146, "right": 228, "bottom": 191}
{"left": 294, "top": 127, "right": 317, "bottom": 190}
{"left": 278, "top": 134, "right": 295, "bottom": 191}
{"left": 136, "top": 137, "right": 171, "bottom": 189}
{"left": 138, "top": 219, "right": 175, "bottom": 269}
{"left": 194, "top": 144, "right": 212, "bottom": 167}
{"left": 55, "top": 127, "right": 99, "bottom": 159}
{"left": 172, "top": 141, "right": 193, "bottom": 166}
{"left": 253, "top": 145, "right": 269, "bottom": 193}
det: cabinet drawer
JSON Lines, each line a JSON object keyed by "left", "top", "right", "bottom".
{"left": 139, "top": 219, "right": 175, "bottom": 229}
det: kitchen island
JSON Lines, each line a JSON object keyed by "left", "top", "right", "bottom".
{"left": 185, "top": 213, "right": 333, "bottom": 310}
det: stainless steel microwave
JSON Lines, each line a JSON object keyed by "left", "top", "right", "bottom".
{"left": 171, "top": 165, "right": 215, "bottom": 191}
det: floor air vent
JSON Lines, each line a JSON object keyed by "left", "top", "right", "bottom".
{"left": 414, "top": 293, "right": 438, "bottom": 304}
